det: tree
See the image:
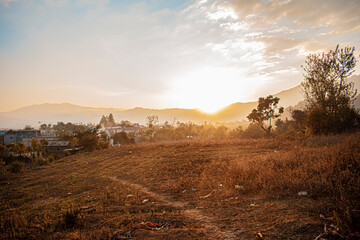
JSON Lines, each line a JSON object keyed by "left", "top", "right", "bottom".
{"left": 0, "top": 144, "right": 6, "bottom": 159}
{"left": 76, "top": 125, "right": 102, "bottom": 152}
{"left": 77, "top": 132, "right": 99, "bottom": 152}
{"left": 31, "top": 138, "right": 42, "bottom": 156}
{"left": 40, "top": 138, "right": 49, "bottom": 147}
{"left": 247, "top": 95, "right": 284, "bottom": 135}
{"left": 146, "top": 115, "right": 159, "bottom": 129}
{"left": 301, "top": 45, "right": 359, "bottom": 134}
{"left": 108, "top": 113, "right": 115, "bottom": 126}
{"left": 100, "top": 115, "right": 108, "bottom": 127}
{"left": 15, "top": 142, "right": 27, "bottom": 157}
{"left": 6, "top": 143, "right": 16, "bottom": 153}
{"left": 120, "top": 120, "right": 133, "bottom": 128}
{"left": 69, "top": 137, "right": 79, "bottom": 150}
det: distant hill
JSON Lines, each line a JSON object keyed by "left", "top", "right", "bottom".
{"left": 0, "top": 103, "right": 124, "bottom": 129}
{"left": 1, "top": 75, "right": 359, "bottom": 129}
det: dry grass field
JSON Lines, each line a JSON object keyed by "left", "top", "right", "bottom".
{"left": 1, "top": 133, "right": 359, "bottom": 239}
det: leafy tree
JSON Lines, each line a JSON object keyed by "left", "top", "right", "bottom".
{"left": 31, "top": 138, "right": 42, "bottom": 155}
{"left": 40, "top": 138, "right": 49, "bottom": 147}
{"left": 54, "top": 122, "right": 88, "bottom": 139}
{"left": 120, "top": 120, "right": 133, "bottom": 128}
{"left": 15, "top": 142, "right": 27, "bottom": 157}
{"left": 77, "top": 132, "right": 99, "bottom": 152}
{"left": 6, "top": 143, "right": 16, "bottom": 153}
{"left": 247, "top": 95, "right": 284, "bottom": 135}
{"left": 76, "top": 125, "right": 103, "bottom": 152}
{"left": 301, "top": 45, "right": 359, "bottom": 134}
{"left": 69, "top": 137, "right": 79, "bottom": 150}
{"left": 146, "top": 115, "right": 159, "bottom": 129}
{"left": 99, "top": 114, "right": 116, "bottom": 127}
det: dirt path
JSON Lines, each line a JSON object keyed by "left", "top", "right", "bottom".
{"left": 108, "top": 176, "right": 237, "bottom": 239}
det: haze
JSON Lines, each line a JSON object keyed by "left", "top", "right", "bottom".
{"left": 1, "top": 0, "right": 359, "bottom": 113}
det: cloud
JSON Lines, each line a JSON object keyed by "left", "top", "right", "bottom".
{"left": 229, "top": 0, "right": 360, "bottom": 32}
{"left": 228, "top": 0, "right": 360, "bottom": 53}
{"left": 0, "top": 0, "right": 359, "bottom": 112}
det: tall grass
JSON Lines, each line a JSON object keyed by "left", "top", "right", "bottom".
{"left": 196, "top": 133, "right": 360, "bottom": 235}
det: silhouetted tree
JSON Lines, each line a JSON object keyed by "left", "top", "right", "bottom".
{"left": 247, "top": 95, "right": 284, "bottom": 135}
{"left": 100, "top": 115, "right": 108, "bottom": 126}
{"left": 108, "top": 113, "right": 115, "bottom": 126}
{"left": 301, "top": 45, "right": 359, "bottom": 134}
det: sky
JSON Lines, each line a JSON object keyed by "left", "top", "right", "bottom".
{"left": 0, "top": 0, "right": 359, "bottom": 113}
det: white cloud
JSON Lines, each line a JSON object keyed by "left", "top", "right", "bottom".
{"left": 0, "top": 0, "right": 359, "bottom": 111}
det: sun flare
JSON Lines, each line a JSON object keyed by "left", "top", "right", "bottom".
{"left": 169, "top": 67, "right": 257, "bottom": 114}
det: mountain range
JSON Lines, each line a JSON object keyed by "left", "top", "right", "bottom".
{"left": 1, "top": 75, "right": 359, "bottom": 129}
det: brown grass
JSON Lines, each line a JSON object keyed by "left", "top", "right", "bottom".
{"left": 0, "top": 133, "right": 359, "bottom": 239}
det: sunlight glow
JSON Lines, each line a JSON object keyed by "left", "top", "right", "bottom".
{"left": 169, "top": 67, "right": 258, "bottom": 114}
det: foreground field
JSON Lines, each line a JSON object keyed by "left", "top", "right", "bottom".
{"left": 1, "top": 134, "right": 359, "bottom": 239}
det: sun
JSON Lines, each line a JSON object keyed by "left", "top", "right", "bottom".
{"left": 169, "top": 67, "right": 255, "bottom": 114}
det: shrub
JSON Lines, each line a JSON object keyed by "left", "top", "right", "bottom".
{"left": 78, "top": 132, "right": 99, "bottom": 151}
{"left": 242, "top": 123, "right": 266, "bottom": 138}
{"left": 113, "top": 132, "right": 135, "bottom": 145}
{"left": 47, "top": 153, "right": 55, "bottom": 162}
{"left": 9, "top": 161, "right": 24, "bottom": 173}
{"left": 62, "top": 206, "right": 82, "bottom": 229}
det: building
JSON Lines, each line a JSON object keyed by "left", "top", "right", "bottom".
{"left": 43, "top": 140, "right": 70, "bottom": 153}
{"left": 102, "top": 124, "right": 140, "bottom": 137}
{"left": 0, "top": 132, "right": 5, "bottom": 145}
{"left": 3, "top": 130, "right": 41, "bottom": 146}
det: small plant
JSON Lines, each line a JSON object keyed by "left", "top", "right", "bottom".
{"left": 47, "top": 153, "right": 55, "bottom": 162}
{"left": 62, "top": 206, "right": 82, "bottom": 229}
{"left": 9, "top": 161, "right": 24, "bottom": 173}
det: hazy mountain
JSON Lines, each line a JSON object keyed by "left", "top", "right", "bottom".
{"left": 0, "top": 103, "right": 124, "bottom": 129}
{"left": 1, "top": 75, "right": 359, "bottom": 129}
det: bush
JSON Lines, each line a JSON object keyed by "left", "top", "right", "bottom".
{"left": 62, "top": 206, "right": 82, "bottom": 229}
{"left": 242, "top": 123, "right": 266, "bottom": 138}
{"left": 47, "top": 153, "right": 55, "bottom": 162}
{"left": 9, "top": 161, "right": 24, "bottom": 173}
{"left": 113, "top": 132, "right": 135, "bottom": 145}
{"left": 78, "top": 132, "right": 99, "bottom": 151}
{"left": 306, "top": 105, "right": 360, "bottom": 135}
